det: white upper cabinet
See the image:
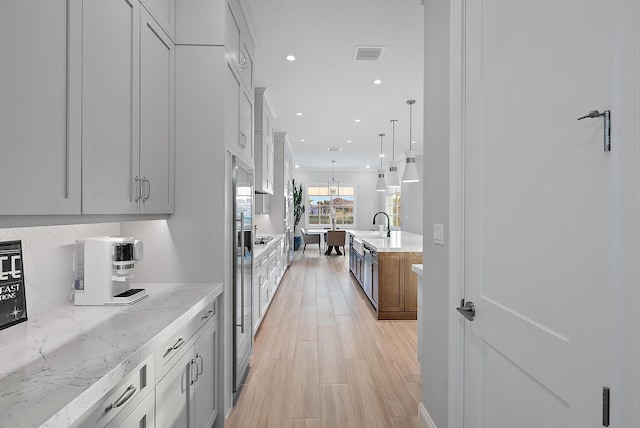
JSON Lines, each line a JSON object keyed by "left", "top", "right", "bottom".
{"left": 81, "top": 0, "right": 140, "bottom": 214}
{"left": 254, "top": 88, "right": 276, "bottom": 195}
{"left": 82, "top": 0, "right": 174, "bottom": 214}
{"left": 139, "top": 8, "right": 175, "bottom": 214}
{"left": 139, "top": 0, "right": 175, "bottom": 41}
{"left": 0, "top": 1, "right": 81, "bottom": 215}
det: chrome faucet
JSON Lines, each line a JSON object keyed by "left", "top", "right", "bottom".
{"left": 372, "top": 212, "right": 391, "bottom": 238}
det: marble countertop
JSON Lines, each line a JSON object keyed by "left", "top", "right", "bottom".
{"left": 412, "top": 264, "right": 424, "bottom": 276}
{"left": 0, "top": 282, "right": 223, "bottom": 428}
{"left": 253, "top": 233, "right": 285, "bottom": 259}
{"left": 349, "top": 230, "right": 423, "bottom": 253}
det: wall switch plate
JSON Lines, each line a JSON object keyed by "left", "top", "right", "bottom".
{"left": 433, "top": 224, "right": 445, "bottom": 246}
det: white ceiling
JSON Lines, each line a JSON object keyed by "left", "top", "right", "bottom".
{"left": 246, "top": 0, "right": 424, "bottom": 172}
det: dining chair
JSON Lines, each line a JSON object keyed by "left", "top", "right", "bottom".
{"left": 326, "top": 230, "right": 347, "bottom": 256}
{"left": 300, "top": 228, "right": 321, "bottom": 253}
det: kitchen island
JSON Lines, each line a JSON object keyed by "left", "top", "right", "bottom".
{"left": 0, "top": 282, "right": 223, "bottom": 428}
{"left": 349, "top": 230, "right": 423, "bottom": 320}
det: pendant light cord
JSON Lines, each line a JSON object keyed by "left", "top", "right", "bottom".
{"left": 390, "top": 119, "right": 398, "bottom": 161}
{"left": 379, "top": 134, "right": 385, "bottom": 169}
{"left": 407, "top": 100, "right": 415, "bottom": 150}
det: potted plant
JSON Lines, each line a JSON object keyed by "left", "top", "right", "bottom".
{"left": 293, "top": 179, "right": 305, "bottom": 250}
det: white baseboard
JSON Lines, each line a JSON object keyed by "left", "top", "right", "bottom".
{"left": 418, "top": 402, "right": 438, "bottom": 428}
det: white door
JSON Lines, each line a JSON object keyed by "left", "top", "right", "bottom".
{"left": 460, "top": 0, "right": 613, "bottom": 426}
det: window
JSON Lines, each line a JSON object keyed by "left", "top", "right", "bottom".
{"left": 307, "top": 185, "right": 356, "bottom": 227}
{"left": 385, "top": 192, "right": 401, "bottom": 228}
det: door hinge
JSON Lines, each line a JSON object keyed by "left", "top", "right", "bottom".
{"left": 602, "top": 386, "right": 610, "bottom": 427}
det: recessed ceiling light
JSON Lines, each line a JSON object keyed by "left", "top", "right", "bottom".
{"left": 355, "top": 119, "right": 361, "bottom": 123}
{"left": 286, "top": 54, "right": 296, "bottom": 61}
{"left": 379, "top": 154, "right": 385, "bottom": 158}
{"left": 365, "top": 165, "right": 371, "bottom": 169}
{"left": 300, "top": 139, "right": 305, "bottom": 142}
{"left": 346, "top": 140, "right": 352, "bottom": 143}
{"left": 373, "top": 79, "right": 382, "bottom": 85}
{"left": 411, "top": 140, "right": 416, "bottom": 144}
{"left": 294, "top": 165, "right": 300, "bottom": 168}
{"left": 296, "top": 112, "right": 303, "bottom": 116}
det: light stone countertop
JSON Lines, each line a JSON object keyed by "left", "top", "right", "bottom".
{"left": 0, "top": 282, "right": 223, "bottom": 428}
{"left": 253, "top": 233, "right": 285, "bottom": 259}
{"left": 412, "top": 264, "right": 424, "bottom": 276}
{"left": 349, "top": 230, "right": 423, "bottom": 253}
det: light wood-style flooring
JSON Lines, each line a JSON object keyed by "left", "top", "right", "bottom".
{"left": 225, "top": 248, "right": 422, "bottom": 428}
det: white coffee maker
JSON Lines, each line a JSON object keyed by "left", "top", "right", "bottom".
{"left": 72, "top": 236, "right": 148, "bottom": 306}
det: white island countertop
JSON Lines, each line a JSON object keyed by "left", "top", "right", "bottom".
{"left": 0, "top": 282, "right": 223, "bottom": 428}
{"left": 349, "top": 230, "right": 423, "bottom": 253}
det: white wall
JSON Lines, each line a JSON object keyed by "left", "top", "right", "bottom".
{"left": 0, "top": 223, "right": 120, "bottom": 317}
{"left": 420, "top": 1, "right": 449, "bottom": 427}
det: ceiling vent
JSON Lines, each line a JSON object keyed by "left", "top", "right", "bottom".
{"left": 353, "top": 46, "right": 385, "bottom": 61}
{"left": 327, "top": 147, "right": 343, "bottom": 152}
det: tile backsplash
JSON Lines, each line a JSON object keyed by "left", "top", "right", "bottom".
{"left": 0, "top": 223, "right": 120, "bottom": 317}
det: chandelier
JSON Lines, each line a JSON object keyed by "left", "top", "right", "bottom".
{"left": 328, "top": 160, "right": 339, "bottom": 198}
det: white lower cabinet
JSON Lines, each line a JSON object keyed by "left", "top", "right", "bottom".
{"left": 253, "top": 235, "right": 287, "bottom": 335}
{"left": 108, "top": 391, "right": 155, "bottom": 428}
{"left": 72, "top": 299, "right": 219, "bottom": 428}
{"left": 156, "top": 318, "right": 218, "bottom": 428}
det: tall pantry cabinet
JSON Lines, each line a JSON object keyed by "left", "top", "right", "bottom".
{"left": 164, "top": 0, "right": 257, "bottom": 421}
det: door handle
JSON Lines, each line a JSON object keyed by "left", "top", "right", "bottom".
{"left": 456, "top": 299, "right": 475, "bottom": 321}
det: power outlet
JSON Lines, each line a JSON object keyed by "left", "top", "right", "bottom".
{"left": 433, "top": 224, "right": 445, "bottom": 246}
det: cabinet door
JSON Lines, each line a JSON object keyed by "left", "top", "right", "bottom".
{"left": 225, "top": 65, "right": 241, "bottom": 156}
{"left": 156, "top": 345, "right": 195, "bottom": 428}
{"left": 139, "top": 0, "right": 175, "bottom": 40}
{"left": 139, "top": 9, "right": 175, "bottom": 214}
{"left": 403, "top": 252, "right": 422, "bottom": 312}
{"left": 82, "top": 0, "right": 140, "bottom": 214}
{"left": 193, "top": 320, "right": 218, "bottom": 428}
{"left": 240, "top": 88, "right": 254, "bottom": 163}
{"left": 0, "top": 2, "right": 81, "bottom": 214}
{"left": 378, "top": 252, "right": 403, "bottom": 312}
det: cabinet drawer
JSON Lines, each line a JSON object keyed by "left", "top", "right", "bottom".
{"left": 73, "top": 354, "right": 155, "bottom": 428}
{"left": 105, "top": 385, "right": 155, "bottom": 428}
{"left": 156, "top": 301, "right": 216, "bottom": 380}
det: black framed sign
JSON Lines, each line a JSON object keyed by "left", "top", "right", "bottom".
{"left": 0, "top": 240, "right": 27, "bottom": 330}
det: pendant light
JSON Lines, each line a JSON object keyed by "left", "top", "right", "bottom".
{"left": 375, "top": 133, "right": 387, "bottom": 191}
{"left": 328, "top": 160, "right": 339, "bottom": 198}
{"left": 386, "top": 119, "right": 401, "bottom": 188}
{"left": 402, "top": 99, "right": 420, "bottom": 183}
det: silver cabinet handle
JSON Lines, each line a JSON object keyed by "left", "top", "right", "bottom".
{"left": 196, "top": 353, "right": 204, "bottom": 376}
{"left": 143, "top": 178, "right": 151, "bottom": 201}
{"left": 163, "top": 337, "right": 185, "bottom": 357}
{"left": 201, "top": 309, "right": 214, "bottom": 320}
{"left": 236, "top": 212, "right": 246, "bottom": 334}
{"left": 135, "top": 176, "right": 143, "bottom": 202}
{"left": 190, "top": 358, "right": 198, "bottom": 385}
{"left": 106, "top": 385, "right": 137, "bottom": 412}
{"left": 239, "top": 132, "right": 247, "bottom": 148}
